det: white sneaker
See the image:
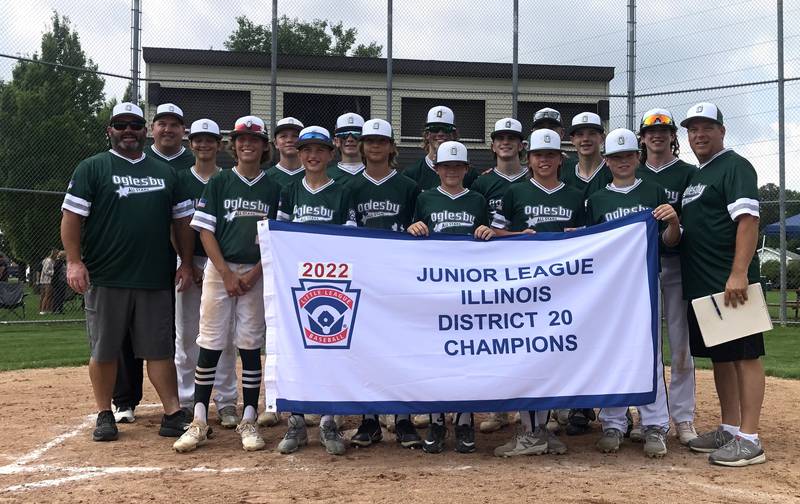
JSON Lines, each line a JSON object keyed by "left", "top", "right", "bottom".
{"left": 257, "top": 411, "right": 280, "bottom": 427}
{"left": 675, "top": 421, "right": 699, "bottom": 445}
{"left": 113, "top": 406, "right": 135, "bottom": 424}
{"left": 334, "top": 415, "right": 345, "bottom": 429}
{"left": 173, "top": 420, "right": 209, "bottom": 453}
{"left": 379, "top": 415, "right": 396, "bottom": 433}
{"left": 480, "top": 412, "right": 510, "bottom": 433}
{"left": 236, "top": 420, "right": 266, "bottom": 451}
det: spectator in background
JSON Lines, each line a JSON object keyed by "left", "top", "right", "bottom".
{"left": 51, "top": 250, "right": 68, "bottom": 314}
{"left": 0, "top": 254, "right": 9, "bottom": 282}
{"left": 39, "top": 249, "right": 57, "bottom": 315}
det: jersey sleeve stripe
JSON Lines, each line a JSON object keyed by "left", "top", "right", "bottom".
{"left": 491, "top": 213, "right": 509, "bottom": 230}
{"left": 727, "top": 198, "right": 760, "bottom": 220}
{"left": 277, "top": 210, "right": 292, "bottom": 222}
{"left": 172, "top": 199, "right": 195, "bottom": 219}
{"left": 61, "top": 194, "right": 91, "bottom": 217}
{"left": 190, "top": 211, "right": 216, "bottom": 233}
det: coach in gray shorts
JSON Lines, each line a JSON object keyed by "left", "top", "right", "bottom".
{"left": 60, "top": 102, "right": 196, "bottom": 442}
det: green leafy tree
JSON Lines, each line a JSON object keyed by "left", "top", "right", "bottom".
{"left": 224, "top": 15, "right": 382, "bottom": 57}
{"left": 0, "top": 13, "right": 106, "bottom": 267}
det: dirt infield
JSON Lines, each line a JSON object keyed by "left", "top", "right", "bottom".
{"left": 0, "top": 367, "right": 798, "bottom": 503}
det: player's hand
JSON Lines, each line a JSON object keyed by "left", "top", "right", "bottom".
{"left": 520, "top": 228, "right": 536, "bottom": 235}
{"left": 564, "top": 227, "right": 578, "bottom": 232}
{"left": 192, "top": 265, "right": 204, "bottom": 287}
{"left": 222, "top": 269, "right": 245, "bottom": 297}
{"left": 407, "top": 221, "right": 429, "bottom": 237}
{"left": 474, "top": 225, "right": 495, "bottom": 241}
{"left": 724, "top": 271, "right": 749, "bottom": 308}
{"left": 239, "top": 266, "right": 262, "bottom": 292}
{"left": 175, "top": 263, "right": 193, "bottom": 292}
{"left": 66, "top": 260, "right": 90, "bottom": 294}
{"left": 652, "top": 204, "right": 679, "bottom": 225}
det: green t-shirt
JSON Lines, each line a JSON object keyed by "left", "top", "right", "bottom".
{"left": 560, "top": 159, "right": 613, "bottom": 200}
{"left": 680, "top": 149, "right": 760, "bottom": 299}
{"left": 413, "top": 187, "right": 489, "bottom": 235}
{"left": 470, "top": 167, "right": 529, "bottom": 220}
{"left": 636, "top": 158, "right": 696, "bottom": 212}
{"left": 61, "top": 150, "right": 193, "bottom": 290}
{"left": 346, "top": 170, "right": 420, "bottom": 231}
{"left": 403, "top": 156, "right": 480, "bottom": 191}
{"left": 190, "top": 168, "right": 280, "bottom": 264}
{"left": 327, "top": 162, "right": 365, "bottom": 183}
{"left": 277, "top": 178, "right": 357, "bottom": 226}
{"left": 492, "top": 179, "right": 586, "bottom": 232}
{"left": 176, "top": 167, "right": 222, "bottom": 257}
{"left": 146, "top": 145, "right": 195, "bottom": 171}
{"left": 265, "top": 164, "right": 305, "bottom": 189}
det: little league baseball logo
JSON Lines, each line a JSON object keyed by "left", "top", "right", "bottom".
{"left": 292, "top": 280, "right": 361, "bottom": 349}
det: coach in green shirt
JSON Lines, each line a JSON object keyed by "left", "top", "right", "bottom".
{"left": 679, "top": 102, "right": 766, "bottom": 467}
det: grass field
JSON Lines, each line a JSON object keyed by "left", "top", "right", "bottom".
{"left": 0, "top": 321, "right": 798, "bottom": 378}
{"left": 0, "top": 282, "right": 84, "bottom": 322}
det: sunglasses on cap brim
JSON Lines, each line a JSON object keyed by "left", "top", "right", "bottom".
{"left": 641, "top": 114, "right": 675, "bottom": 128}
{"left": 111, "top": 120, "right": 146, "bottom": 131}
{"left": 425, "top": 125, "right": 455, "bottom": 133}
{"left": 235, "top": 122, "right": 265, "bottom": 133}
{"left": 534, "top": 110, "right": 561, "bottom": 123}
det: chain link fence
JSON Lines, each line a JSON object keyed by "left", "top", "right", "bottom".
{"left": 0, "top": 0, "right": 797, "bottom": 322}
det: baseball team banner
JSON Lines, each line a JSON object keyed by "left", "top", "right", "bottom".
{"left": 258, "top": 211, "right": 660, "bottom": 415}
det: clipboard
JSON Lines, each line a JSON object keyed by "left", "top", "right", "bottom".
{"left": 691, "top": 283, "right": 773, "bottom": 347}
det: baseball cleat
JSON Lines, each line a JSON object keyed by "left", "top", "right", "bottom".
{"left": 173, "top": 420, "right": 209, "bottom": 453}
{"left": 277, "top": 414, "right": 308, "bottom": 454}
{"left": 236, "top": 420, "right": 265, "bottom": 451}
{"left": 597, "top": 428, "right": 623, "bottom": 453}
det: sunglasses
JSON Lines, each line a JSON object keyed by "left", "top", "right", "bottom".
{"left": 335, "top": 131, "right": 362, "bottom": 139}
{"left": 111, "top": 121, "right": 146, "bottom": 131}
{"left": 641, "top": 114, "right": 674, "bottom": 128}
{"left": 534, "top": 110, "right": 561, "bottom": 123}
{"left": 235, "top": 122, "right": 264, "bottom": 133}
{"left": 299, "top": 131, "right": 331, "bottom": 141}
{"left": 425, "top": 125, "right": 455, "bottom": 134}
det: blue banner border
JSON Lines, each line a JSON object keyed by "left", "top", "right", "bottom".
{"left": 268, "top": 211, "right": 661, "bottom": 414}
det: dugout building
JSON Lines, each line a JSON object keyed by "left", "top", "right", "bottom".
{"left": 142, "top": 47, "right": 614, "bottom": 168}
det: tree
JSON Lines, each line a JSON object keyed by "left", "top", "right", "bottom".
{"left": 0, "top": 13, "right": 106, "bottom": 267}
{"left": 224, "top": 15, "right": 382, "bottom": 57}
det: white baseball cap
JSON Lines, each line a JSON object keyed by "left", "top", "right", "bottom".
{"left": 426, "top": 106, "right": 455, "bottom": 127}
{"left": 527, "top": 129, "right": 563, "bottom": 152}
{"left": 153, "top": 103, "right": 184, "bottom": 123}
{"left": 491, "top": 118, "right": 524, "bottom": 139}
{"left": 532, "top": 107, "right": 563, "bottom": 128}
{"left": 604, "top": 128, "right": 639, "bottom": 156}
{"left": 274, "top": 116, "right": 304, "bottom": 135}
{"left": 361, "top": 119, "right": 393, "bottom": 140}
{"left": 296, "top": 126, "right": 334, "bottom": 149}
{"left": 567, "top": 111, "right": 604, "bottom": 136}
{"left": 188, "top": 118, "right": 222, "bottom": 140}
{"left": 680, "top": 102, "right": 724, "bottom": 127}
{"left": 335, "top": 112, "right": 365, "bottom": 133}
{"left": 111, "top": 102, "right": 144, "bottom": 121}
{"left": 638, "top": 108, "right": 677, "bottom": 133}
{"left": 435, "top": 141, "right": 468, "bottom": 165}
{"left": 231, "top": 115, "right": 269, "bottom": 140}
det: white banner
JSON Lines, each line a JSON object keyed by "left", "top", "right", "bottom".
{"left": 258, "top": 211, "right": 660, "bottom": 415}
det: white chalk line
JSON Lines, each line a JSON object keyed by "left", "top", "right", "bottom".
{"left": 0, "top": 404, "right": 245, "bottom": 493}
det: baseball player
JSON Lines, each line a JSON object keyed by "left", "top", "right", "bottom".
{"left": 275, "top": 126, "right": 356, "bottom": 457}
{"left": 328, "top": 112, "right": 366, "bottom": 182}
{"left": 173, "top": 115, "right": 281, "bottom": 453}
{"left": 560, "top": 112, "right": 612, "bottom": 200}
{"left": 173, "top": 119, "right": 239, "bottom": 429}
{"left": 113, "top": 102, "right": 195, "bottom": 424}
{"left": 633, "top": 108, "right": 698, "bottom": 446}
{"left": 470, "top": 117, "right": 528, "bottom": 434}
{"left": 344, "top": 118, "right": 422, "bottom": 449}
{"left": 265, "top": 117, "right": 305, "bottom": 188}
{"left": 586, "top": 128, "right": 677, "bottom": 458}
{"left": 680, "top": 103, "right": 765, "bottom": 467}
{"left": 489, "top": 128, "right": 585, "bottom": 457}
{"left": 407, "top": 140, "right": 494, "bottom": 454}
{"left": 404, "top": 106, "right": 479, "bottom": 192}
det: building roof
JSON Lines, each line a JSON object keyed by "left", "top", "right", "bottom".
{"left": 143, "top": 47, "right": 615, "bottom": 82}
{"left": 758, "top": 247, "right": 800, "bottom": 261}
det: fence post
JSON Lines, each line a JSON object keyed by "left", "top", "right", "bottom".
{"left": 387, "top": 0, "right": 393, "bottom": 124}
{"left": 512, "top": 0, "right": 519, "bottom": 118}
{"left": 130, "top": 0, "right": 141, "bottom": 103}
{"left": 270, "top": 0, "right": 278, "bottom": 130}
{"left": 778, "top": 0, "right": 787, "bottom": 325}
{"left": 626, "top": 0, "right": 636, "bottom": 130}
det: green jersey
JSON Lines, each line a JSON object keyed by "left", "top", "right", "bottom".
{"left": 146, "top": 145, "right": 195, "bottom": 171}
{"left": 190, "top": 168, "right": 280, "bottom": 264}
{"left": 470, "top": 167, "right": 529, "bottom": 220}
{"left": 277, "top": 178, "right": 357, "bottom": 226}
{"left": 636, "top": 158, "right": 696, "bottom": 212}
{"left": 347, "top": 170, "right": 420, "bottom": 231}
{"left": 176, "top": 167, "right": 222, "bottom": 257}
{"left": 265, "top": 163, "right": 305, "bottom": 189}
{"left": 560, "top": 159, "right": 613, "bottom": 200}
{"left": 680, "top": 149, "right": 760, "bottom": 300}
{"left": 403, "top": 156, "right": 480, "bottom": 191}
{"left": 586, "top": 179, "right": 667, "bottom": 225}
{"left": 327, "top": 161, "right": 365, "bottom": 183}
{"left": 61, "top": 150, "right": 193, "bottom": 290}
{"left": 492, "top": 179, "right": 585, "bottom": 232}
{"left": 413, "top": 187, "right": 489, "bottom": 235}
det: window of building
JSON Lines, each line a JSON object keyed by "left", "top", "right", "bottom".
{"left": 283, "top": 93, "right": 371, "bottom": 133}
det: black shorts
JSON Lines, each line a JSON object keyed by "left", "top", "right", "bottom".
{"left": 687, "top": 304, "right": 765, "bottom": 363}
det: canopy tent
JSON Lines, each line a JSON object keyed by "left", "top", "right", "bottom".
{"left": 763, "top": 214, "right": 800, "bottom": 237}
